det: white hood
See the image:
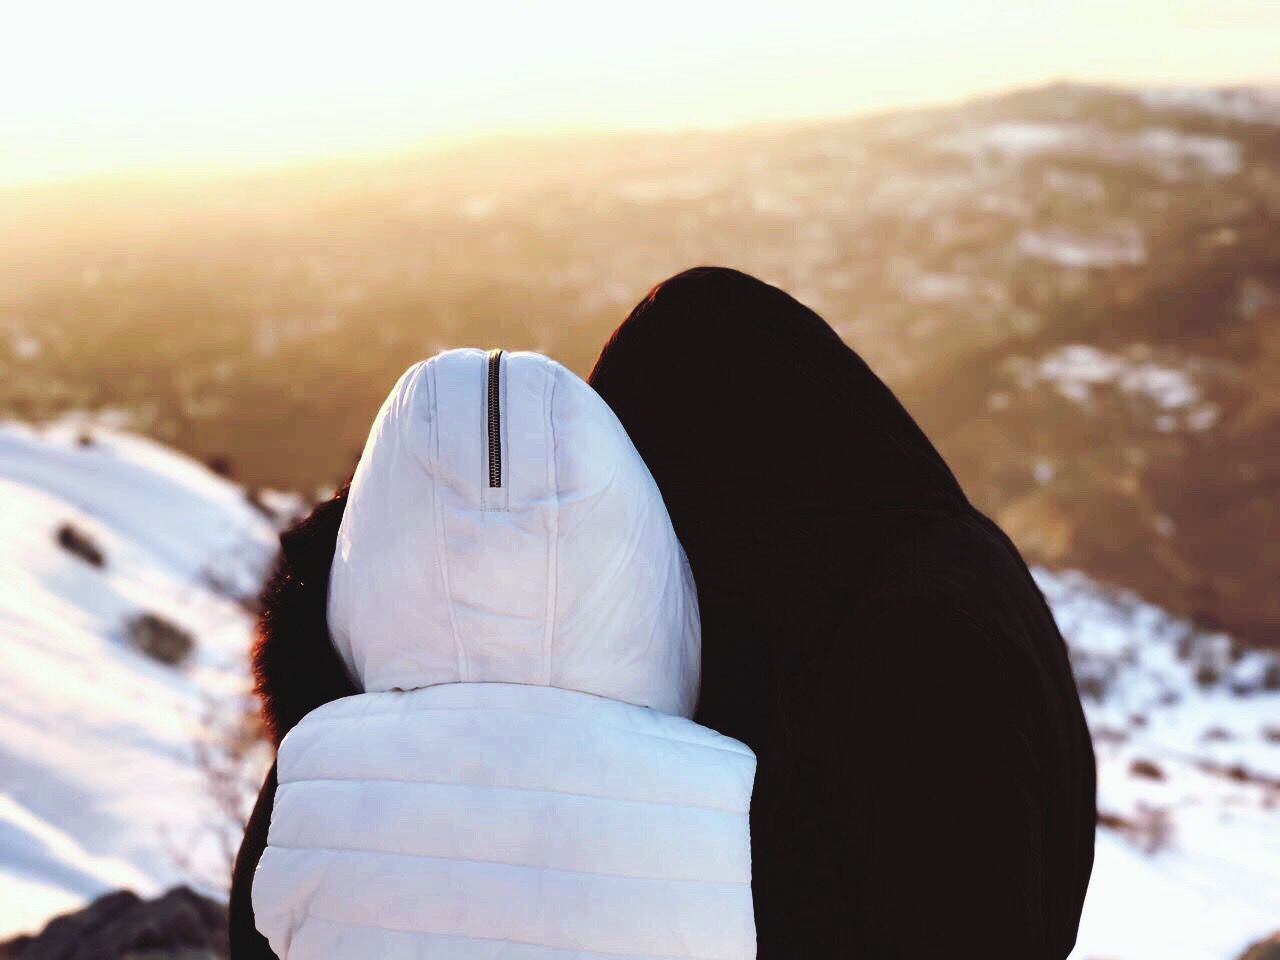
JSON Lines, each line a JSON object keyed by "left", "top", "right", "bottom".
{"left": 326, "top": 348, "right": 700, "bottom": 718}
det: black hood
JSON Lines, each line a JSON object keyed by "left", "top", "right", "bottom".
{"left": 589, "top": 266, "right": 1095, "bottom": 959}
{"left": 589, "top": 266, "right": 974, "bottom": 734}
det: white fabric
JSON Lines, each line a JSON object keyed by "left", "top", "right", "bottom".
{"left": 327, "top": 348, "right": 699, "bottom": 717}
{"left": 253, "top": 350, "right": 755, "bottom": 959}
{"left": 254, "top": 683, "right": 756, "bottom": 960}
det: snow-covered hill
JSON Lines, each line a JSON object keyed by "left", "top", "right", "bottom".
{"left": 0, "top": 420, "right": 279, "bottom": 937}
{"left": 1044, "top": 571, "right": 1280, "bottom": 960}
{"left": 0, "top": 422, "right": 1275, "bottom": 957}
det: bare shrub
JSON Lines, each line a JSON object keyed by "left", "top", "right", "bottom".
{"left": 1262, "top": 660, "right": 1280, "bottom": 692}
{"left": 1097, "top": 804, "right": 1173, "bottom": 855}
{"left": 1131, "top": 805, "right": 1174, "bottom": 855}
{"left": 1194, "top": 661, "right": 1221, "bottom": 688}
{"left": 244, "top": 486, "right": 275, "bottom": 520}
{"left": 1129, "top": 758, "right": 1165, "bottom": 781}
{"left": 1071, "top": 654, "right": 1116, "bottom": 702}
{"left": 126, "top": 612, "right": 195, "bottom": 667}
{"left": 162, "top": 690, "right": 270, "bottom": 890}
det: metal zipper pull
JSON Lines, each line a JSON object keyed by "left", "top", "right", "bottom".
{"left": 486, "top": 349, "right": 503, "bottom": 488}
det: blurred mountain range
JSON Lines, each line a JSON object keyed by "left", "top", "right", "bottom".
{"left": 1, "top": 81, "right": 1277, "bottom": 646}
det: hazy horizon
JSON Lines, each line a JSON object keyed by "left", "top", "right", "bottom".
{"left": 6, "top": 0, "right": 1280, "bottom": 189}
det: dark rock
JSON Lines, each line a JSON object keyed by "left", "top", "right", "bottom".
{"left": 204, "top": 456, "right": 235, "bottom": 480}
{"left": 0, "top": 887, "right": 228, "bottom": 960}
{"left": 1194, "top": 662, "right": 1221, "bottom": 688}
{"left": 1096, "top": 809, "right": 1131, "bottom": 831}
{"left": 126, "top": 613, "right": 195, "bottom": 667}
{"left": 56, "top": 524, "right": 105, "bottom": 569}
{"left": 1129, "top": 758, "right": 1165, "bottom": 781}
{"left": 243, "top": 487, "right": 275, "bottom": 521}
{"left": 1263, "top": 661, "right": 1280, "bottom": 692}
{"left": 1237, "top": 932, "right": 1280, "bottom": 960}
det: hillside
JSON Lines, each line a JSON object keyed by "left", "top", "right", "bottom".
{"left": 1040, "top": 570, "right": 1280, "bottom": 959}
{"left": 0, "top": 423, "right": 1276, "bottom": 957}
{"left": 0, "top": 420, "right": 278, "bottom": 936}
{"left": 0, "top": 82, "right": 1276, "bottom": 647}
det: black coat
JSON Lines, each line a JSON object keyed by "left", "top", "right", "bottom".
{"left": 587, "top": 267, "right": 1096, "bottom": 958}
{"left": 229, "top": 488, "right": 357, "bottom": 960}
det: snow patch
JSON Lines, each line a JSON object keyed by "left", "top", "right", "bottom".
{"left": 899, "top": 271, "right": 977, "bottom": 304}
{"left": 1142, "top": 86, "right": 1280, "bottom": 126}
{"left": 1018, "top": 227, "right": 1146, "bottom": 268}
{"left": 1041, "top": 569, "right": 1280, "bottom": 960}
{"left": 943, "top": 122, "right": 1241, "bottom": 180}
{"left": 1011, "top": 344, "right": 1221, "bottom": 431}
{"left": 615, "top": 175, "right": 712, "bottom": 203}
{"left": 1137, "top": 127, "right": 1241, "bottom": 178}
{"left": 0, "top": 421, "right": 277, "bottom": 938}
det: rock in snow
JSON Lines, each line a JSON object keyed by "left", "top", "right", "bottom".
{"left": 0, "top": 886, "right": 227, "bottom": 959}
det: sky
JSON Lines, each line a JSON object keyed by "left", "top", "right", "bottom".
{"left": 2, "top": 0, "right": 1279, "bottom": 187}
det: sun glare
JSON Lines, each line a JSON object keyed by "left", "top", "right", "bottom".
{"left": 3, "top": 0, "right": 1278, "bottom": 186}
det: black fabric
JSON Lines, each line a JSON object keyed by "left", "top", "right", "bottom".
{"left": 229, "top": 486, "right": 357, "bottom": 959}
{"left": 589, "top": 266, "right": 1096, "bottom": 959}
{"left": 253, "top": 484, "right": 358, "bottom": 747}
{"left": 229, "top": 763, "right": 277, "bottom": 960}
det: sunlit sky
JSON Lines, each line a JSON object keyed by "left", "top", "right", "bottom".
{"left": 3, "top": 0, "right": 1279, "bottom": 187}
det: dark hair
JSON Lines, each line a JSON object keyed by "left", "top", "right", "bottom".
{"left": 252, "top": 483, "right": 359, "bottom": 745}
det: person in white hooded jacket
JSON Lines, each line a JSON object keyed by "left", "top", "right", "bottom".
{"left": 235, "top": 348, "right": 756, "bottom": 960}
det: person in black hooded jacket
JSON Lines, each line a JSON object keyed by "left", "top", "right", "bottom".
{"left": 586, "top": 267, "right": 1096, "bottom": 959}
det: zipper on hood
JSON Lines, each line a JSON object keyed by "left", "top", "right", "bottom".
{"left": 487, "top": 349, "right": 503, "bottom": 488}
{"left": 326, "top": 349, "right": 701, "bottom": 718}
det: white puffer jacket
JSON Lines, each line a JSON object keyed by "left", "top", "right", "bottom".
{"left": 253, "top": 349, "right": 756, "bottom": 960}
